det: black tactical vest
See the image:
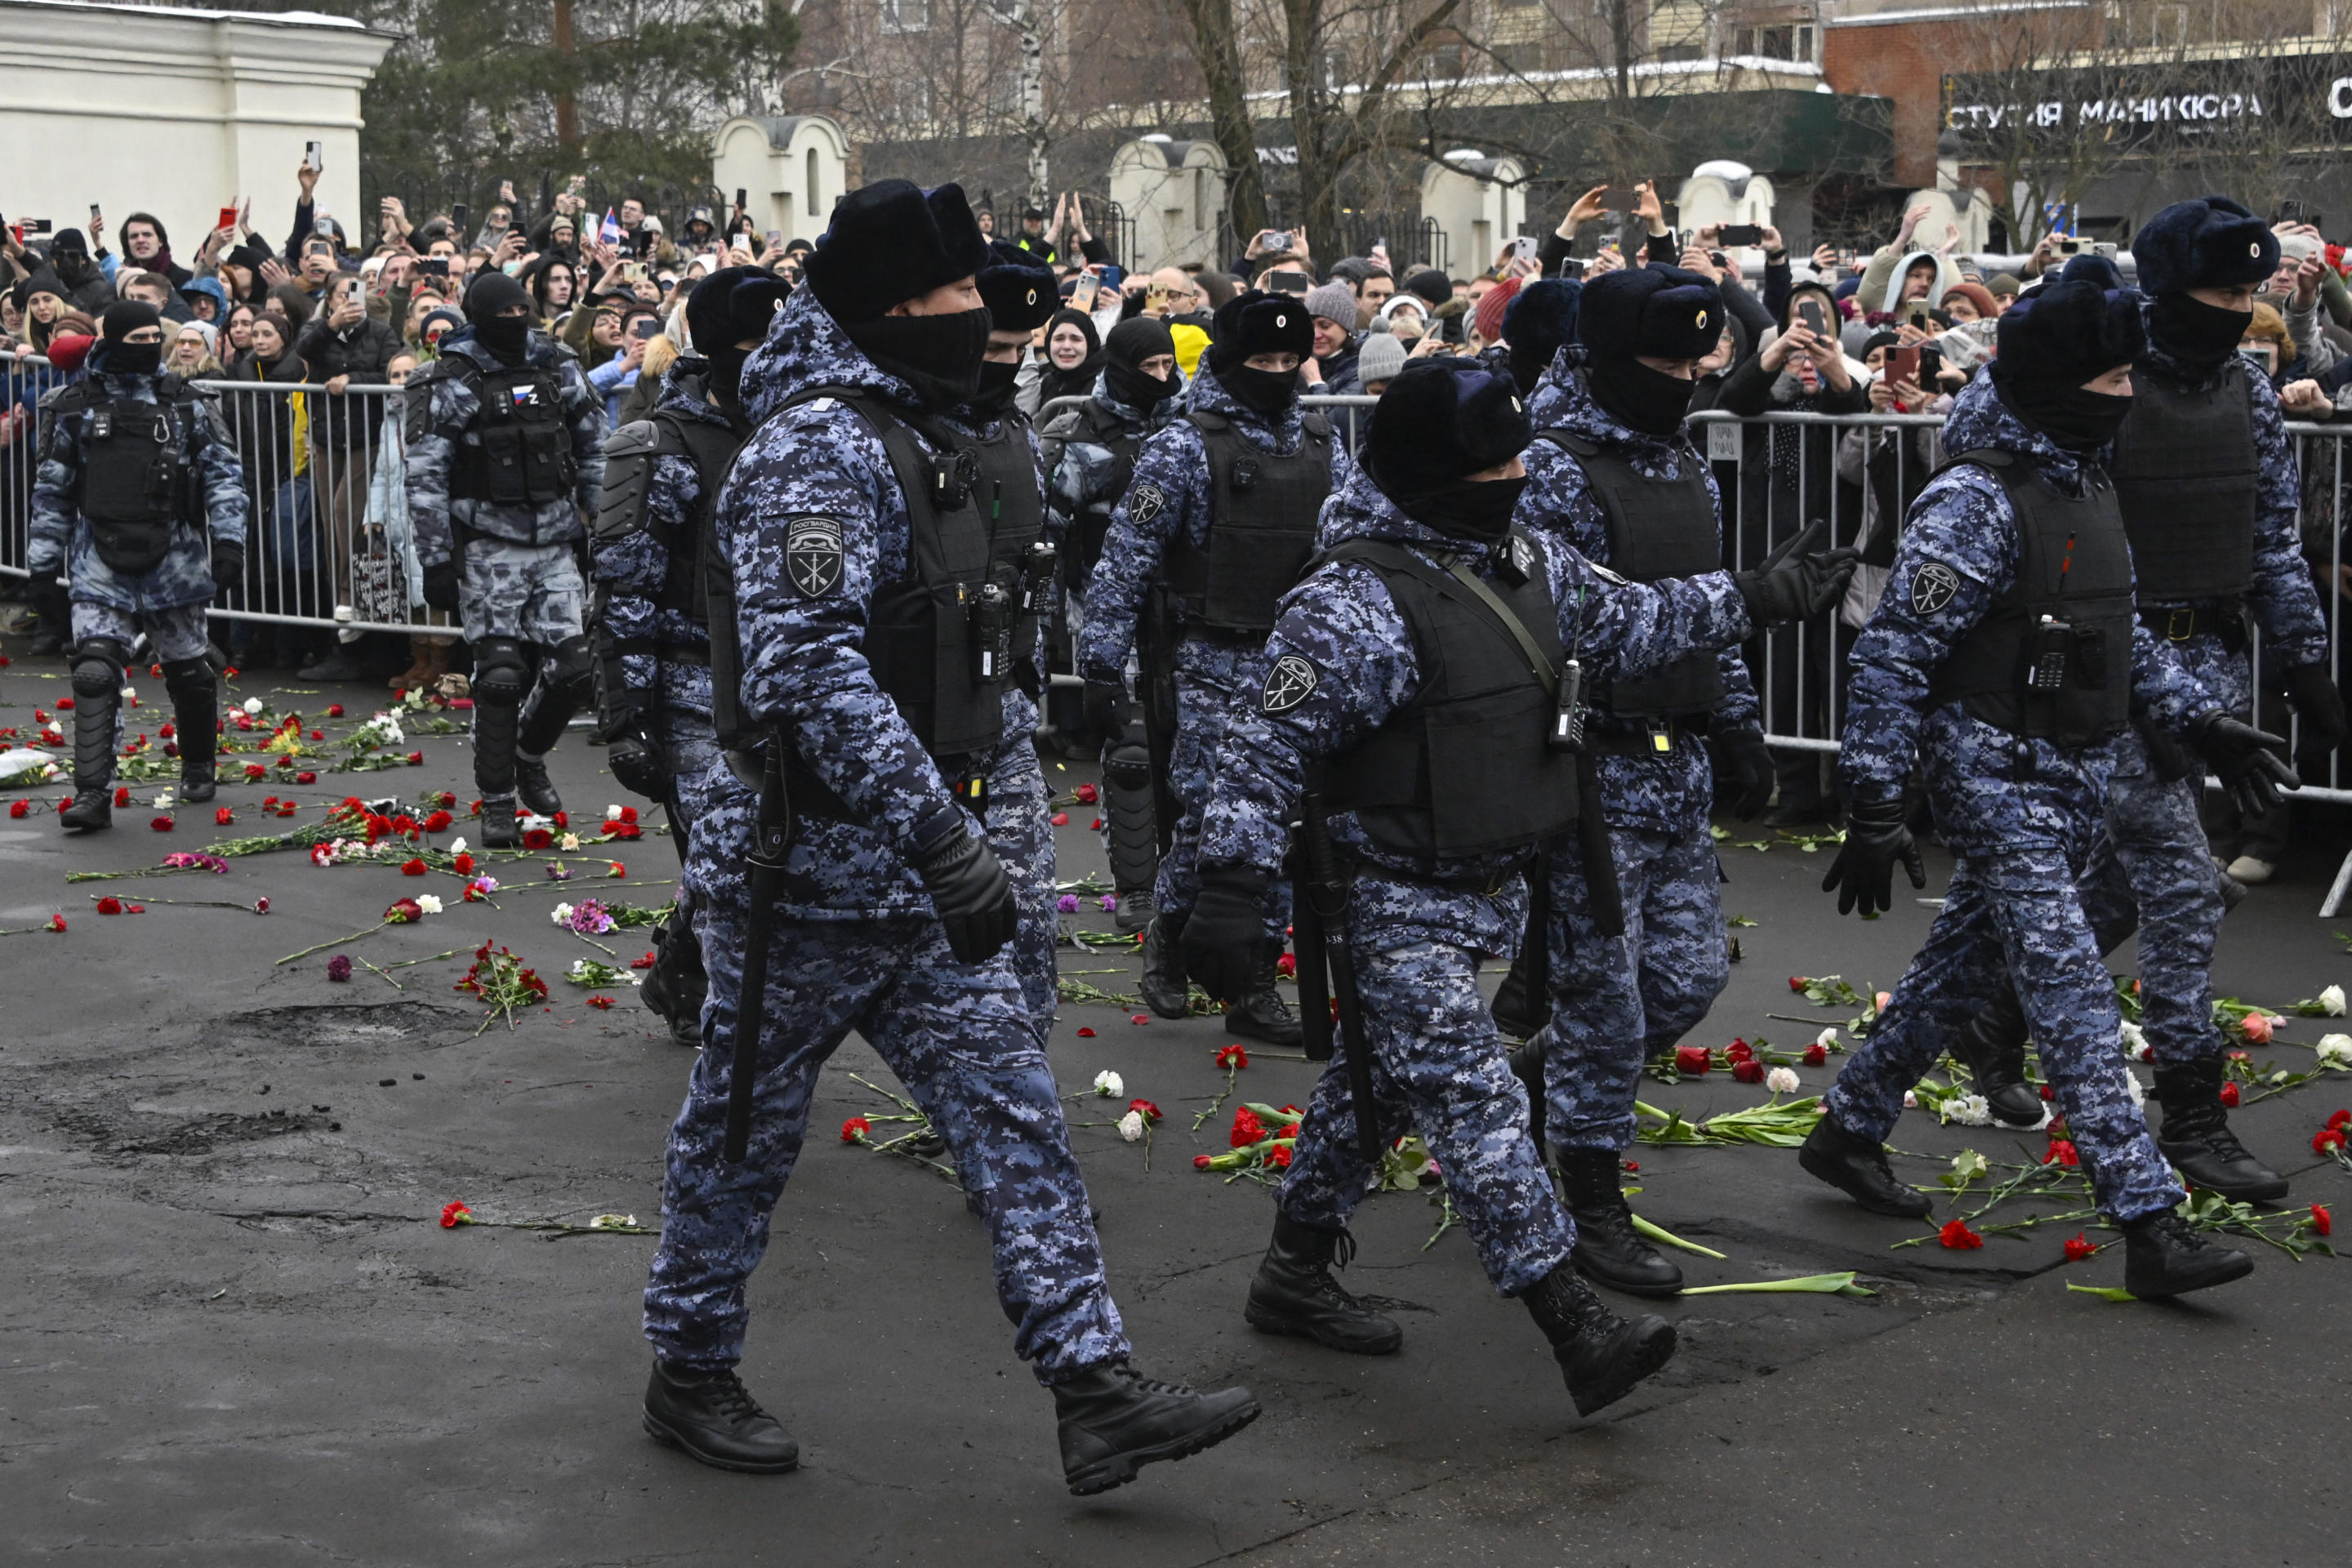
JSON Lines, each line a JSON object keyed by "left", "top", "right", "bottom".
{"left": 709, "top": 385, "right": 1045, "bottom": 764}
{"left": 1167, "top": 409, "right": 1333, "bottom": 631}
{"left": 2108, "top": 359, "right": 2257, "bottom": 603}
{"left": 591, "top": 396, "right": 746, "bottom": 646}
{"left": 1927, "top": 450, "right": 2136, "bottom": 749}
{"left": 1058, "top": 399, "right": 1146, "bottom": 581}
{"left": 56, "top": 378, "right": 201, "bottom": 575}
{"left": 1313, "top": 531, "right": 1580, "bottom": 863}
{"left": 1539, "top": 430, "right": 1726, "bottom": 717}
{"left": 448, "top": 359, "right": 578, "bottom": 506}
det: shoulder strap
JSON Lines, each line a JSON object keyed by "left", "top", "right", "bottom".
{"left": 1301, "top": 412, "right": 1331, "bottom": 439}
{"left": 1536, "top": 427, "right": 1601, "bottom": 459}
{"left": 1189, "top": 408, "right": 1231, "bottom": 434}
{"left": 1316, "top": 538, "right": 1557, "bottom": 696}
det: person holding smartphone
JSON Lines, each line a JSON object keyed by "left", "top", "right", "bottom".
{"left": 1808, "top": 256, "right": 2290, "bottom": 1301}
{"left": 1950, "top": 200, "right": 2337, "bottom": 1201}
{"left": 292, "top": 270, "right": 403, "bottom": 679}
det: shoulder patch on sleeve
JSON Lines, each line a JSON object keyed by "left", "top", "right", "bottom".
{"left": 1261, "top": 653, "right": 1320, "bottom": 714}
{"left": 1910, "top": 561, "right": 1962, "bottom": 617}
{"left": 784, "top": 514, "right": 847, "bottom": 597}
{"left": 1127, "top": 480, "right": 1166, "bottom": 527}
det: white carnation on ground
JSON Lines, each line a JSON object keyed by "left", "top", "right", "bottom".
{"left": 1944, "top": 1094, "right": 1993, "bottom": 1127}
{"left": 416, "top": 894, "right": 443, "bottom": 915}
{"left": 1765, "top": 1066, "right": 1800, "bottom": 1094}
{"left": 1093, "top": 1070, "right": 1123, "bottom": 1098}
{"left": 2316, "top": 1034, "right": 2352, "bottom": 1069}
{"left": 550, "top": 902, "right": 574, "bottom": 925}
{"left": 1117, "top": 1109, "right": 1146, "bottom": 1143}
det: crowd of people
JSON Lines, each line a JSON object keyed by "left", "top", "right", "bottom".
{"left": 5, "top": 163, "right": 2344, "bottom": 1495}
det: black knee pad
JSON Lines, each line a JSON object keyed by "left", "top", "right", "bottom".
{"left": 71, "top": 638, "right": 130, "bottom": 699}
{"left": 1102, "top": 742, "right": 1153, "bottom": 792}
{"left": 472, "top": 635, "right": 531, "bottom": 706}
{"left": 541, "top": 635, "right": 595, "bottom": 697}
{"left": 160, "top": 656, "right": 217, "bottom": 700}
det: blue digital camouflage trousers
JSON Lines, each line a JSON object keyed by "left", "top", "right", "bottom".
{"left": 2073, "top": 729, "right": 2227, "bottom": 1069}
{"left": 1823, "top": 844, "right": 2187, "bottom": 1223}
{"left": 1535, "top": 821, "right": 1731, "bottom": 1154}
{"left": 995, "top": 690, "right": 1060, "bottom": 1040}
{"left": 641, "top": 904, "right": 1130, "bottom": 1382}
{"left": 71, "top": 599, "right": 211, "bottom": 662}
{"left": 1279, "top": 916, "right": 1575, "bottom": 1298}
{"left": 1159, "top": 638, "right": 1290, "bottom": 941}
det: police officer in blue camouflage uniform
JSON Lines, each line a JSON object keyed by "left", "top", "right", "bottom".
{"left": 1507, "top": 266, "right": 1778, "bottom": 1297}
{"left": 1806, "top": 257, "right": 2294, "bottom": 1298}
{"left": 30, "top": 300, "right": 247, "bottom": 832}
{"left": 1181, "top": 359, "right": 1852, "bottom": 1417}
{"left": 1076, "top": 292, "right": 1354, "bottom": 1040}
{"left": 1949, "top": 201, "right": 2340, "bottom": 1202}
{"left": 590, "top": 266, "right": 790, "bottom": 1045}
{"left": 1041, "top": 316, "right": 1188, "bottom": 933}
{"left": 637, "top": 180, "right": 1258, "bottom": 1492}
{"left": 408, "top": 270, "right": 607, "bottom": 847}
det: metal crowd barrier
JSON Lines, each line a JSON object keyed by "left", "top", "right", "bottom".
{"left": 7, "top": 365, "right": 2352, "bottom": 817}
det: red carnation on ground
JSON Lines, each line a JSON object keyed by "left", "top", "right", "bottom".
{"left": 1231, "top": 1107, "right": 1267, "bottom": 1147}
{"left": 631, "top": 951, "right": 658, "bottom": 969}
{"left": 1276, "top": 952, "right": 1296, "bottom": 978}
{"left": 96, "top": 897, "right": 123, "bottom": 915}
{"left": 586, "top": 995, "right": 615, "bottom": 1010}
{"left": 425, "top": 809, "right": 452, "bottom": 832}
{"left": 245, "top": 763, "right": 266, "bottom": 780}
{"left": 1127, "top": 1098, "right": 1162, "bottom": 1122}
{"left": 7, "top": 801, "right": 24, "bottom": 820}
{"left": 439, "top": 1201, "right": 474, "bottom": 1227}
{"left": 1939, "top": 1218, "right": 1984, "bottom": 1250}
{"left": 1215, "top": 1045, "right": 1249, "bottom": 1069}
{"left": 327, "top": 954, "right": 351, "bottom": 981}
{"left": 2218, "top": 1081, "right": 2240, "bottom": 1108}
{"left": 2043, "top": 1138, "right": 2081, "bottom": 1168}
{"left": 841, "top": 1116, "right": 871, "bottom": 1143}
{"left": 296, "top": 771, "right": 318, "bottom": 784}
{"left": 2310, "top": 1204, "right": 2332, "bottom": 1236}
{"left": 57, "top": 698, "right": 74, "bottom": 710}
{"left": 2328, "top": 1109, "right": 2350, "bottom": 1130}
{"left": 215, "top": 807, "right": 234, "bottom": 825}
{"left": 1266, "top": 1144, "right": 1293, "bottom": 1169}
{"left": 436, "top": 791, "right": 457, "bottom": 809}
{"left": 1674, "top": 1045, "right": 1711, "bottom": 1076}
{"left": 2063, "top": 1232, "right": 2096, "bottom": 1262}
{"left": 150, "top": 816, "right": 174, "bottom": 832}
{"left": 47, "top": 913, "right": 67, "bottom": 932}
{"left": 523, "top": 827, "right": 554, "bottom": 850}
{"left": 452, "top": 853, "right": 475, "bottom": 875}
{"left": 1803, "top": 1041, "right": 1829, "bottom": 1067}
{"left": 400, "top": 858, "right": 427, "bottom": 876}
{"left": 327, "top": 704, "right": 345, "bottom": 718}
{"left": 2314, "top": 1127, "right": 2347, "bottom": 1156}
{"left": 113, "top": 786, "right": 130, "bottom": 806}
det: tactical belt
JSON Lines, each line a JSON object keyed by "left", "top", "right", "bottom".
{"left": 1579, "top": 715, "right": 1710, "bottom": 756}
{"left": 783, "top": 751, "right": 990, "bottom": 822}
{"left": 2138, "top": 604, "right": 2245, "bottom": 644}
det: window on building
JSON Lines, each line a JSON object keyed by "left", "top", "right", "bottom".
{"left": 807, "top": 149, "right": 821, "bottom": 216}
{"left": 1731, "top": 21, "right": 1815, "bottom": 60}
{"left": 880, "top": 0, "right": 928, "bottom": 34}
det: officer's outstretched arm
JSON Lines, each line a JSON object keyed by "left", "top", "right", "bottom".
{"left": 1547, "top": 542, "right": 1755, "bottom": 687}
{"left": 1196, "top": 570, "right": 1412, "bottom": 881}
{"left": 1073, "top": 424, "right": 1202, "bottom": 681}
{"left": 26, "top": 408, "right": 78, "bottom": 573}
{"left": 403, "top": 373, "right": 461, "bottom": 568}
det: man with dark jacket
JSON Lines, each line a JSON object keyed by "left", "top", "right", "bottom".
{"left": 296, "top": 272, "right": 407, "bottom": 679}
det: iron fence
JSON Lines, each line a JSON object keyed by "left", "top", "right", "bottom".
{"left": 8, "top": 363, "right": 2352, "bottom": 832}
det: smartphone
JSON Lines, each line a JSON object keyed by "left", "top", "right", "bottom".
{"left": 1888, "top": 345, "right": 1921, "bottom": 389}
{"left": 88, "top": 203, "right": 102, "bottom": 224}
{"left": 421, "top": 257, "right": 448, "bottom": 277}
{"left": 1069, "top": 271, "right": 1098, "bottom": 312}
{"left": 1720, "top": 223, "right": 1764, "bottom": 247}
{"left": 1796, "top": 296, "right": 1829, "bottom": 339}
{"left": 621, "top": 261, "right": 649, "bottom": 283}
{"left": 1263, "top": 230, "right": 1293, "bottom": 252}
{"left": 305, "top": 140, "right": 323, "bottom": 172}
{"left": 451, "top": 203, "right": 470, "bottom": 234}
{"left": 1906, "top": 301, "right": 1931, "bottom": 329}
{"left": 1557, "top": 256, "right": 1587, "bottom": 278}
{"left": 630, "top": 317, "right": 659, "bottom": 341}
{"left": 1511, "top": 234, "right": 1540, "bottom": 266}
{"left": 2277, "top": 198, "right": 2310, "bottom": 224}
{"left": 2057, "top": 238, "right": 2081, "bottom": 255}
{"left": 217, "top": 205, "right": 239, "bottom": 234}
{"left": 1268, "top": 270, "right": 1310, "bottom": 295}
{"left": 21, "top": 217, "right": 52, "bottom": 236}
{"left": 1601, "top": 186, "right": 1639, "bottom": 213}
{"left": 735, "top": 187, "right": 748, "bottom": 212}
{"left": 1919, "top": 344, "right": 1943, "bottom": 383}
{"left": 1145, "top": 282, "right": 1171, "bottom": 314}
{"left": 1096, "top": 263, "right": 1123, "bottom": 291}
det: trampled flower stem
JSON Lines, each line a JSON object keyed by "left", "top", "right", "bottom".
{"left": 275, "top": 918, "right": 391, "bottom": 965}
{"left": 1629, "top": 1213, "right": 1727, "bottom": 1259}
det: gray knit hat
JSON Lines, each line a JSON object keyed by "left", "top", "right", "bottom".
{"left": 1354, "top": 331, "right": 1407, "bottom": 386}
{"left": 1304, "top": 279, "right": 1359, "bottom": 329}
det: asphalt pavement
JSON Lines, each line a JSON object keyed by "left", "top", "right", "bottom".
{"left": 1, "top": 640, "right": 2345, "bottom": 1566}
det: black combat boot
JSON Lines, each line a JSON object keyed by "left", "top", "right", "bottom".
{"left": 1223, "top": 947, "right": 1303, "bottom": 1047}
{"left": 1138, "top": 911, "right": 1192, "bottom": 1018}
{"left": 1244, "top": 1212, "right": 1402, "bottom": 1354}
{"left": 1560, "top": 1147, "right": 1684, "bottom": 1297}
{"left": 60, "top": 657, "right": 122, "bottom": 833}
{"left": 163, "top": 656, "right": 217, "bottom": 804}
{"left": 1798, "top": 1111, "right": 1931, "bottom": 1218}
{"left": 2121, "top": 1209, "right": 2253, "bottom": 1298}
{"left": 1051, "top": 1361, "right": 1259, "bottom": 1496}
{"left": 1101, "top": 742, "right": 1160, "bottom": 936}
{"left": 642, "top": 1361, "right": 800, "bottom": 1473}
{"left": 1948, "top": 979, "right": 2043, "bottom": 1129}
{"left": 513, "top": 754, "right": 563, "bottom": 818}
{"left": 2154, "top": 1058, "right": 2288, "bottom": 1202}
{"left": 1521, "top": 1262, "right": 1677, "bottom": 1417}
{"left": 480, "top": 797, "right": 521, "bottom": 849}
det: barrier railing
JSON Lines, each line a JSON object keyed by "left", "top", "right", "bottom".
{"left": 9, "top": 363, "right": 2352, "bottom": 820}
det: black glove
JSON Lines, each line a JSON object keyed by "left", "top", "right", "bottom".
{"left": 1820, "top": 794, "right": 1927, "bottom": 917}
{"left": 1083, "top": 678, "right": 1128, "bottom": 746}
{"left": 1732, "top": 547, "right": 1861, "bottom": 625}
{"left": 2285, "top": 662, "right": 2347, "bottom": 748}
{"left": 421, "top": 559, "right": 460, "bottom": 612}
{"left": 1180, "top": 866, "right": 1273, "bottom": 1009}
{"left": 604, "top": 724, "right": 667, "bottom": 799}
{"left": 210, "top": 541, "right": 243, "bottom": 587}
{"left": 1713, "top": 725, "right": 1775, "bottom": 820}
{"left": 912, "top": 821, "right": 1018, "bottom": 965}
{"left": 2188, "top": 711, "right": 2300, "bottom": 820}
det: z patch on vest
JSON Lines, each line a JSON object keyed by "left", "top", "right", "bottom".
{"left": 1128, "top": 481, "right": 1166, "bottom": 527}
{"left": 1911, "top": 562, "right": 1962, "bottom": 617}
{"left": 784, "top": 514, "right": 846, "bottom": 597}
{"left": 1261, "top": 653, "right": 1319, "bottom": 714}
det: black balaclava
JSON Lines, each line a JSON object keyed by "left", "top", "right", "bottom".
{"left": 101, "top": 300, "right": 163, "bottom": 378}
{"left": 1206, "top": 291, "right": 1313, "bottom": 417}
{"left": 1994, "top": 371, "right": 2134, "bottom": 452}
{"left": 1364, "top": 359, "right": 1532, "bottom": 545}
{"left": 685, "top": 265, "right": 791, "bottom": 408}
{"left": 969, "top": 354, "right": 1022, "bottom": 416}
{"left": 1102, "top": 316, "right": 1179, "bottom": 411}
{"left": 2148, "top": 292, "right": 2253, "bottom": 371}
{"left": 1577, "top": 266, "right": 1724, "bottom": 438}
{"left": 1588, "top": 357, "right": 1697, "bottom": 438}
{"left": 1989, "top": 256, "right": 2146, "bottom": 452}
{"left": 844, "top": 310, "right": 994, "bottom": 411}
{"left": 465, "top": 270, "right": 534, "bottom": 364}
